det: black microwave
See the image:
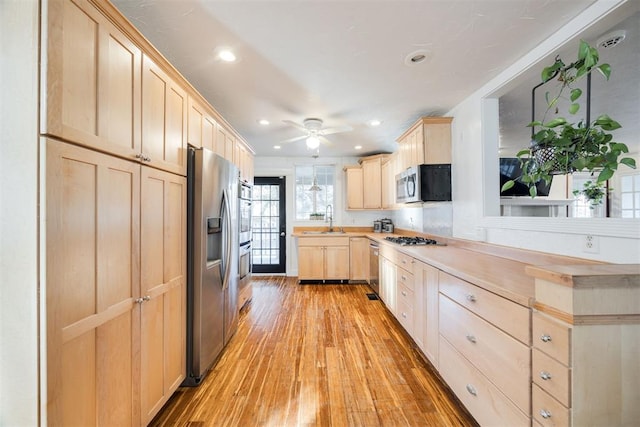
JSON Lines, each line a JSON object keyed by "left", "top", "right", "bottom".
{"left": 395, "top": 164, "right": 451, "bottom": 203}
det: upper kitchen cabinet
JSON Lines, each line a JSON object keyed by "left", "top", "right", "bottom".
{"left": 396, "top": 117, "right": 453, "bottom": 169}
{"left": 42, "top": 0, "right": 141, "bottom": 159}
{"left": 141, "top": 55, "right": 187, "bottom": 175}
{"left": 344, "top": 154, "right": 389, "bottom": 210}
{"left": 188, "top": 95, "right": 220, "bottom": 153}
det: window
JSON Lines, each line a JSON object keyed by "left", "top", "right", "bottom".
{"left": 620, "top": 173, "right": 640, "bottom": 218}
{"left": 295, "top": 164, "right": 335, "bottom": 220}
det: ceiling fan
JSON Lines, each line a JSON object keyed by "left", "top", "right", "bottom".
{"left": 281, "top": 118, "right": 353, "bottom": 150}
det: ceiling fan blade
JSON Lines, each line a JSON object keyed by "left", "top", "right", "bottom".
{"left": 282, "top": 119, "right": 309, "bottom": 132}
{"left": 319, "top": 135, "right": 334, "bottom": 146}
{"left": 280, "top": 134, "right": 307, "bottom": 144}
{"left": 319, "top": 125, "right": 353, "bottom": 136}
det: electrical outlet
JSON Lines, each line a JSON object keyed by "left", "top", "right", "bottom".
{"left": 583, "top": 234, "right": 599, "bottom": 254}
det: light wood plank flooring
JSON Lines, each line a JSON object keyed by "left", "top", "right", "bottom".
{"left": 150, "top": 277, "right": 477, "bottom": 426}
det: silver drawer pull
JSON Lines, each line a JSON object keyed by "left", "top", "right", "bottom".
{"left": 135, "top": 297, "right": 144, "bottom": 304}
{"left": 541, "top": 334, "right": 552, "bottom": 343}
{"left": 466, "top": 334, "right": 477, "bottom": 344}
{"left": 402, "top": 312, "right": 407, "bottom": 318}
{"left": 401, "top": 275, "right": 407, "bottom": 281}
{"left": 540, "top": 371, "right": 552, "bottom": 381}
{"left": 466, "top": 384, "right": 477, "bottom": 396}
{"left": 401, "top": 291, "right": 407, "bottom": 296}
{"left": 465, "top": 294, "right": 476, "bottom": 302}
{"left": 540, "top": 409, "right": 552, "bottom": 419}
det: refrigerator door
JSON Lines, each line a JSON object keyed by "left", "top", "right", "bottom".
{"left": 184, "top": 147, "right": 239, "bottom": 386}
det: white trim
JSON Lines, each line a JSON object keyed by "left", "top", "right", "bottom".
{"left": 480, "top": 216, "right": 640, "bottom": 239}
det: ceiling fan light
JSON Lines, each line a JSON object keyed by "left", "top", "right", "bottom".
{"left": 306, "top": 136, "right": 320, "bottom": 149}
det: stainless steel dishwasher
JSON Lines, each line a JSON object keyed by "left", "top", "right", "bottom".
{"left": 369, "top": 241, "right": 379, "bottom": 295}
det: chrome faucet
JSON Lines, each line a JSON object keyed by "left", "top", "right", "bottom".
{"left": 325, "top": 204, "right": 333, "bottom": 232}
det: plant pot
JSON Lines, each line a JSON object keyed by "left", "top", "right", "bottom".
{"left": 532, "top": 145, "right": 578, "bottom": 175}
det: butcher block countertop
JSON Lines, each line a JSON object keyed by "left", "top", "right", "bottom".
{"left": 293, "top": 226, "right": 606, "bottom": 308}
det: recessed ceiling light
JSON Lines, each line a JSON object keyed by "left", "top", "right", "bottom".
{"left": 258, "top": 119, "right": 270, "bottom": 125}
{"left": 218, "top": 49, "right": 237, "bottom": 62}
{"left": 404, "top": 49, "right": 431, "bottom": 66}
{"left": 273, "top": 145, "right": 281, "bottom": 150}
{"left": 355, "top": 145, "right": 363, "bottom": 150}
{"left": 368, "top": 119, "right": 381, "bottom": 127}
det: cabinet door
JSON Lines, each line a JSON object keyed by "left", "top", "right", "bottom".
{"left": 325, "top": 245, "right": 350, "bottom": 280}
{"left": 362, "top": 158, "right": 382, "bottom": 209}
{"left": 202, "top": 115, "right": 217, "bottom": 152}
{"left": 140, "top": 167, "right": 186, "bottom": 424}
{"left": 45, "top": 139, "right": 140, "bottom": 426}
{"left": 416, "top": 261, "right": 439, "bottom": 368}
{"left": 298, "top": 246, "right": 325, "bottom": 280}
{"left": 43, "top": 0, "right": 141, "bottom": 158}
{"left": 349, "top": 237, "right": 369, "bottom": 281}
{"left": 142, "top": 55, "right": 187, "bottom": 175}
{"left": 379, "top": 256, "right": 397, "bottom": 313}
{"left": 423, "top": 121, "right": 452, "bottom": 164}
{"left": 187, "top": 96, "right": 204, "bottom": 148}
{"left": 345, "top": 167, "right": 364, "bottom": 209}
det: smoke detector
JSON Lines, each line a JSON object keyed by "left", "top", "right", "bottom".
{"left": 596, "top": 30, "right": 626, "bottom": 49}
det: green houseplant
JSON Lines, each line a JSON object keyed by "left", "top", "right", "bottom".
{"left": 502, "top": 40, "right": 636, "bottom": 197}
{"left": 573, "top": 180, "right": 608, "bottom": 208}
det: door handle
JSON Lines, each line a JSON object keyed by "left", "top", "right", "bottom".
{"left": 280, "top": 232, "right": 286, "bottom": 236}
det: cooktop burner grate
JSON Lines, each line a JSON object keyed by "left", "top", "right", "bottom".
{"left": 384, "top": 236, "right": 442, "bottom": 246}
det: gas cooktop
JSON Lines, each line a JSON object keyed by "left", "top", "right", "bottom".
{"left": 384, "top": 236, "right": 445, "bottom": 246}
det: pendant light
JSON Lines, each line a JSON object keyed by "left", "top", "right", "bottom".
{"left": 308, "top": 174, "right": 322, "bottom": 192}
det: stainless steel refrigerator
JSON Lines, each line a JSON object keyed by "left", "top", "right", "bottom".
{"left": 184, "top": 147, "right": 239, "bottom": 386}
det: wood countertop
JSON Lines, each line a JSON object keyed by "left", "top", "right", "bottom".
{"left": 292, "top": 227, "right": 621, "bottom": 308}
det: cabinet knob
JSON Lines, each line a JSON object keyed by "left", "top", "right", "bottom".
{"left": 401, "top": 291, "right": 407, "bottom": 296}
{"left": 142, "top": 295, "right": 151, "bottom": 302}
{"left": 540, "top": 371, "right": 552, "bottom": 381}
{"left": 465, "top": 334, "right": 477, "bottom": 344}
{"left": 465, "top": 294, "right": 476, "bottom": 303}
{"left": 540, "top": 409, "right": 552, "bottom": 419}
{"left": 135, "top": 297, "right": 144, "bottom": 304}
{"left": 540, "top": 334, "right": 552, "bottom": 343}
{"left": 402, "top": 312, "right": 407, "bottom": 318}
{"left": 401, "top": 275, "right": 407, "bottom": 281}
{"left": 465, "top": 384, "right": 477, "bottom": 396}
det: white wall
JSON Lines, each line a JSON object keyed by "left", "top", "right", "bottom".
{"left": 0, "top": 0, "right": 41, "bottom": 424}
{"left": 254, "top": 155, "right": 393, "bottom": 275}
{"left": 446, "top": 0, "right": 640, "bottom": 263}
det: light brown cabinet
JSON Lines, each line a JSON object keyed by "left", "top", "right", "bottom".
{"left": 45, "top": 140, "right": 186, "bottom": 426}
{"left": 139, "top": 167, "right": 186, "bottom": 424}
{"left": 298, "top": 236, "right": 350, "bottom": 281}
{"left": 438, "top": 271, "right": 531, "bottom": 425}
{"left": 42, "top": 0, "right": 142, "bottom": 160}
{"left": 344, "top": 154, "right": 388, "bottom": 210}
{"left": 414, "top": 261, "right": 439, "bottom": 368}
{"left": 45, "top": 139, "right": 140, "bottom": 426}
{"left": 396, "top": 117, "right": 452, "bottom": 170}
{"left": 344, "top": 166, "right": 364, "bottom": 209}
{"left": 141, "top": 54, "right": 187, "bottom": 175}
{"left": 527, "top": 265, "right": 640, "bottom": 427}
{"left": 349, "top": 237, "right": 370, "bottom": 281}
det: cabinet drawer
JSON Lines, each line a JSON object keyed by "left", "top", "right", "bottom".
{"left": 532, "top": 384, "right": 570, "bottom": 427}
{"left": 439, "top": 271, "right": 530, "bottom": 344}
{"left": 532, "top": 312, "right": 571, "bottom": 366}
{"left": 396, "top": 252, "right": 414, "bottom": 274}
{"left": 440, "top": 295, "right": 531, "bottom": 413}
{"left": 396, "top": 268, "right": 414, "bottom": 291}
{"left": 396, "top": 298, "right": 413, "bottom": 332}
{"left": 533, "top": 348, "right": 571, "bottom": 407}
{"left": 439, "top": 337, "right": 530, "bottom": 427}
{"left": 297, "top": 236, "right": 350, "bottom": 246}
{"left": 397, "top": 282, "right": 414, "bottom": 305}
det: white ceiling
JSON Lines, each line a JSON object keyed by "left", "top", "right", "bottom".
{"left": 112, "top": 0, "right": 599, "bottom": 158}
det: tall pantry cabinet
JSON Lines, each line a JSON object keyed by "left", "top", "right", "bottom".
{"left": 41, "top": 0, "right": 188, "bottom": 424}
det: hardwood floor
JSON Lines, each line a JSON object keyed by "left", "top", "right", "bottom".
{"left": 150, "top": 277, "right": 477, "bottom": 426}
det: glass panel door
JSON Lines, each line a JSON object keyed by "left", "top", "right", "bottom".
{"left": 252, "top": 177, "right": 286, "bottom": 273}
